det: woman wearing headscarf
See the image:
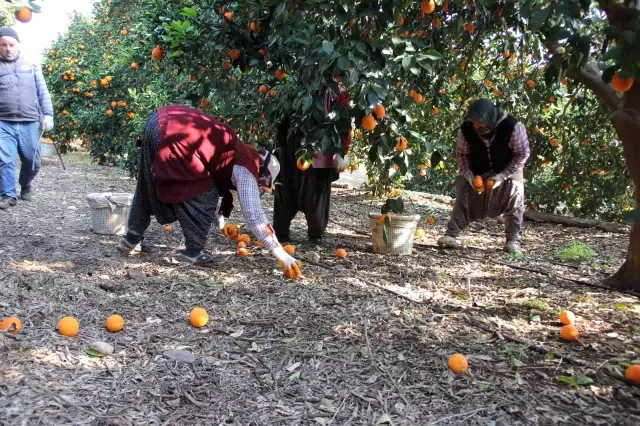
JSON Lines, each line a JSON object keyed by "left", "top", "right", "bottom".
{"left": 272, "top": 80, "right": 351, "bottom": 243}
{"left": 118, "top": 105, "right": 301, "bottom": 278}
{"left": 437, "top": 99, "right": 530, "bottom": 254}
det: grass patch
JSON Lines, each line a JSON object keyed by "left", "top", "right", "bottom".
{"left": 554, "top": 241, "right": 597, "bottom": 262}
{"left": 521, "top": 298, "right": 549, "bottom": 310}
{"left": 504, "top": 343, "right": 529, "bottom": 369}
{"left": 504, "top": 252, "right": 525, "bottom": 261}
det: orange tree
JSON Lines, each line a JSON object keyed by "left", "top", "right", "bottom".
{"left": 43, "top": 0, "right": 638, "bottom": 290}
{"left": 0, "top": 0, "right": 43, "bottom": 26}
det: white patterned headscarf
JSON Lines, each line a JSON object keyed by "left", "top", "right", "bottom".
{"left": 258, "top": 148, "right": 280, "bottom": 191}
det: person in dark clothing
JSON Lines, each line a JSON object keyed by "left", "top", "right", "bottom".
{"left": 437, "top": 99, "right": 530, "bottom": 254}
{"left": 118, "top": 105, "right": 301, "bottom": 278}
{"left": 273, "top": 82, "right": 352, "bottom": 243}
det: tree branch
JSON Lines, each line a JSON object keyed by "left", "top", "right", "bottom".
{"left": 570, "top": 60, "right": 622, "bottom": 112}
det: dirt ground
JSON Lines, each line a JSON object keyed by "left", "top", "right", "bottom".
{"left": 1, "top": 151, "right": 639, "bottom": 426}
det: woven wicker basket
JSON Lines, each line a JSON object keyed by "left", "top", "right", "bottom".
{"left": 86, "top": 193, "right": 134, "bottom": 235}
{"left": 369, "top": 213, "right": 421, "bottom": 255}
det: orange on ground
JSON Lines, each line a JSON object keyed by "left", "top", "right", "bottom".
{"left": 448, "top": 354, "right": 468, "bottom": 374}
{"left": 226, "top": 224, "right": 238, "bottom": 237}
{"left": 58, "top": 316, "right": 80, "bottom": 337}
{"left": 625, "top": 365, "right": 640, "bottom": 384}
{"left": 373, "top": 104, "right": 385, "bottom": 119}
{"left": 229, "top": 49, "right": 241, "bottom": 60}
{"left": 296, "top": 157, "right": 311, "bottom": 171}
{"left": 255, "top": 241, "right": 264, "bottom": 248}
{"left": 559, "top": 311, "right": 575, "bottom": 325}
{"left": 275, "top": 68, "right": 286, "bottom": 80}
{"left": 237, "top": 247, "right": 249, "bottom": 257}
{"left": 237, "top": 241, "right": 247, "bottom": 249}
{"left": 15, "top": 6, "right": 32, "bottom": 23}
{"left": 106, "top": 315, "right": 124, "bottom": 332}
{"left": 164, "top": 225, "right": 173, "bottom": 233}
{"left": 361, "top": 115, "right": 377, "bottom": 131}
{"left": 611, "top": 72, "right": 634, "bottom": 93}
{"left": 238, "top": 234, "right": 251, "bottom": 244}
{"left": 395, "top": 136, "right": 408, "bottom": 151}
{"left": 335, "top": 248, "right": 347, "bottom": 258}
{"left": 0, "top": 317, "right": 22, "bottom": 335}
{"left": 426, "top": 216, "right": 435, "bottom": 225}
{"left": 152, "top": 45, "right": 164, "bottom": 61}
{"left": 414, "top": 229, "right": 425, "bottom": 238}
{"left": 283, "top": 244, "right": 295, "bottom": 255}
{"left": 189, "top": 307, "right": 209, "bottom": 328}
{"left": 420, "top": 0, "right": 435, "bottom": 14}
{"left": 560, "top": 325, "right": 579, "bottom": 342}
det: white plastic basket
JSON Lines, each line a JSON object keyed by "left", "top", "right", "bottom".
{"left": 40, "top": 141, "right": 57, "bottom": 157}
{"left": 86, "top": 193, "right": 134, "bottom": 235}
{"left": 369, "top": 213, "right": 421, "bottom": 255}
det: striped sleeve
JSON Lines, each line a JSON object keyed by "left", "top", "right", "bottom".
{"left": 34, "top": 66, "right": 53, "bottom": 116}
{"left": 500, "top": 122, "right": 530, "bottom": 178}
{"left": 231, "top": 165, "right": 280, "bottom": 251}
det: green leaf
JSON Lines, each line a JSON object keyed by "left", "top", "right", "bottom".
{"left": 337, "top": 56, "right": 351, "bottom": 70}
{"left": 85, "top": 348, "right": 105, "bottom": 358}
{"left": 602, "top": 45, "right": 621, "bottom": 62}
{"left": 367, "top": 90, "right": 379, "bottom": 107}
{"left": 555, "top": 375, "right": 578, "bottom": 387}
{"left": 401, "top": 56, "right": 413, "bottom": 71}
{"left": 302, "top": 96, "right": 313, "bottom": 112}
{"left": 418, "top": 50, "right": 443, "bottom": 60}
{"left": 529, "top": 7, "right": 552, "bottom": 30}
{"left": 359, "top": 346, "right": 371, "bottom": 358}
{"left": 574, "top": 375, "right": 594, "bottom": 386}
{"left": 275, "top": 2, "right": 287, "bottom": 19}
{"left": 289, "top": 371, "right": 301, "bottom": 380}
{"left": 623, "top": 208, "right": 640, "bottom": 224}
{"left": 322, "top": 40, "right": 334, "bottom": 55}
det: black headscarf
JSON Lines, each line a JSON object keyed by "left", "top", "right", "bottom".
{"left": 464, "top": 99, "right": 503, "bottom": 134}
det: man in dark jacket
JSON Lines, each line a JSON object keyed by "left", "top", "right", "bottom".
{"left": 0, "top": 28, "right": 54, "bottom": 209}
{"left": 437, "top": 99, "right": 530, "bottom": 254}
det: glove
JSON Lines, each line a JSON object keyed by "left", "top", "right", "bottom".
{"left": 217, "top": 215, "right": 225, "bottom": 231}
{"left": 487, "top": 173, "right": 505, "bottom": 189}
{"left": 335, "top": 154, "right": 349, "bottom": 173}
{"left": 42, "top": 115, "right": 54, "bottom": 132}
{"left": 272, "top": 245, "right": 302, "bottom": 279}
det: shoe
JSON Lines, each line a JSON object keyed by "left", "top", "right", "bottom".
{"left": 117, "top": 236, "right": 153, "bottom": 254}
{"left": 504, "top": 241, "right": 523, "bottom": 255}
{"left": 0, "top": 196, "right": 17, "bottom": 210}
{"left": 20, "top": 186, "right": 32, "bottom": 201}
{"left": 182, "top": 250, "right": 224, "bottom": 266}
{"left": 437, "top": 235, "right": 459, "bottom": 248}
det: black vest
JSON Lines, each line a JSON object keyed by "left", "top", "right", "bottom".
{"left": 461, "top": 115, "right": 522, "bottom": 180}
{"left": 0, "top": 56, "right": 40, "bottom": 122}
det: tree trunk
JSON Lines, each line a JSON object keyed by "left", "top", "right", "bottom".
{"left": 603, "top": 83, "right": 640, "bottom": 291}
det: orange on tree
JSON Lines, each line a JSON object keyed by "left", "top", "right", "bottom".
{"left": 432, "top": 106, "right": 440, "bottom": 115}
{"left": 152, "top": 44, "right": 164, "bottom": 61}
{"left": 15, "top": 6, "right": 32, "bottom": 23}
{"left": 223, "top": 61, "right": 232, "bottom": 71}
{"left": 395, "top": 136, "right": 408, "bottom": 151}
{"left": 433, "top": 18, "right": 441, "bottom": 28}
{"left": 229, "top": 49, "right": 241, "bottom": 60}
{"left": 373, "top": 104, "right": 385, "bottom": 119}
{"left": 361, "top": 114, "right": 377, "bottom": 131}
{"left": 296, "top": 157, "right": 311, "bottom": 171}
{"left": 526, "top": 80, "right": 536, "bottom": 88}
{"left": 267, "top": 89, "right": 275, "bottom": 97}
{"left": 559, "top": 311, "right": 576, "bottom": 325}
{"left": 259, "top": 84, "right": 267, "bottom": 94}
{"left": 121, "top": 29, "right": 128, "bottom": 36}
{"left": 189, "top": 307, "right": 209, "bottom": 328}
{"left": 130, "top": 62, "right": 139, "bottom": 71}
{"left": 420, "top": 0, "right": 435, "bottom": 14}
{"left": 58, "top": 316, "right": 80, "bottom": 337}
{"left": 105, "top": 109, "right": 113, "bottom": 116}
{"left": 106, "top": 315, "right": 124, "bottom": 332}
{"left": 560, "top": 325, "right": 579, "bottom": 341}
{"left": 550, "top": 138, "right": 559, "bottom": 147}
{"left": 127, "top": 112, "right": 135, "bottom": 119}
{"left": 224, "top": 11, "right": 233, "bottom": 22}
{"left": 448, "top": 354, "right": 468, "bottom": 374}
{"left": 275, "top": 68, "right": 286, "bottom": 79}
{"left": 611, "top": 72, "right": 634, "bottom": 93}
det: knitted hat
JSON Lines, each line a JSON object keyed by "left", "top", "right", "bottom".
{"left": 0, "top": 28, "right": 19, "bottom": 42}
